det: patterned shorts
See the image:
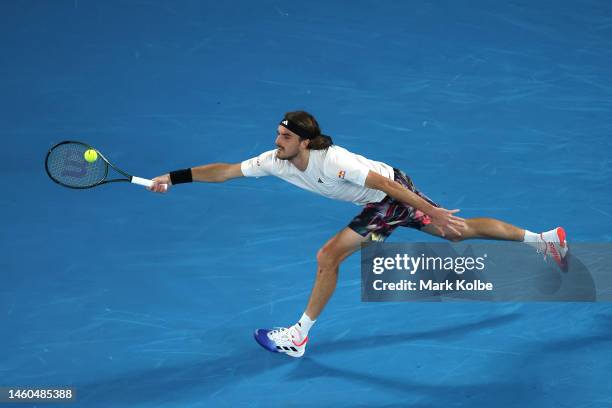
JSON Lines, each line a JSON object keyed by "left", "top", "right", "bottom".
{"left": 347, "top": 168, "right": 440, "bottom": 241}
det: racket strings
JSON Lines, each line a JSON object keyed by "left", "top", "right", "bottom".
{"left": 46, "top": 142, "right": 107, "bottom": 188}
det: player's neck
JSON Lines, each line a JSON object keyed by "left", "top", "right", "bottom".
{"left": 290, "top": 149, "right": 310, "bottom": 172}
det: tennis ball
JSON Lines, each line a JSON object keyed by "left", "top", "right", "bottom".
{"left": 84, "top": 149, "right": 98, "bottom": 163}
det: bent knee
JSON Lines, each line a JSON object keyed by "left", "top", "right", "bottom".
{"left": 316, "top": 245, "right": 342, "bottom": 269}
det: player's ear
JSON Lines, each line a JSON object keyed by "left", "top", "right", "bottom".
{"left": 300, "top": 138, "right": 310, "bottom": 149}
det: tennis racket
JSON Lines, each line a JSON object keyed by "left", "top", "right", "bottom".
{"left": 45, "top": 141, "right": 167, "bottom": 190}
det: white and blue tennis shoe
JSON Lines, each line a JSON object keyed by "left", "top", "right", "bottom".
{"left": 254, "top": 326, "right": 308, "bottom": 358}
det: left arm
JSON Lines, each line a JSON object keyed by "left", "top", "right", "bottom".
{"left": 364, "top": 170, "right": 466, "bottom": 236}
{"left": 365, "top": 171, "right": 437, "bottom": 215}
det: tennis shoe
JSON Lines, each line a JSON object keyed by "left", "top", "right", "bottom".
{"left": 253, "top": 326, "right": 308, "bottom": 358}
{"left": 538, "top": 227, "right": 569, "bottom": 271}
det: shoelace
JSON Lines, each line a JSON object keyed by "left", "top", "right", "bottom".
{"left": 268, "top": 327, "right": 291, "bottom": 340}
{"left": 535, "top": 238, "right": 548, "bottom": 258}
{"left": 536, "top": 236, "right": 563, "bottom": 262}
{"left": 269, "top": 327, "right": 301, "bottom": 343}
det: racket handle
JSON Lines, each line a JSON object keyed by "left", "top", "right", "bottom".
{"left": 131, "top": 176, "right": 168, "bottom": 191}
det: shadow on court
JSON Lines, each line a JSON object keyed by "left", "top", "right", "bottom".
{"left": 314, "top": 312, "right": 522, "bottom": 354}
{"left": 290, "top": 311, "right": 612, "bottom": 408}
{"left": 74, "top": 313, "right": 522, "bottom": 406}
{"left": 290, "top": 358, "right": 534, "bottom": 407}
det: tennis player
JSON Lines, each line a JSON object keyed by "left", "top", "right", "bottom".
{"left": 148, "top": 111, "right": 568, "bottom": 358}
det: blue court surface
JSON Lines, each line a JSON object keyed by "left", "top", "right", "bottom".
{"left": 2, "top": 1, "right": 612, "bottom": 407}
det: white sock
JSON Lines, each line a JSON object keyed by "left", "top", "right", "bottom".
{"left": 522, "top": 230, "right": 539, "bottom": 243}
{"left": 293, "top": 313, "right": 315, "bottom": 339}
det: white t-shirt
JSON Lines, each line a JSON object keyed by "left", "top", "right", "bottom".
{"left": 240, "top": 145, "right": 394, "bottom": 205}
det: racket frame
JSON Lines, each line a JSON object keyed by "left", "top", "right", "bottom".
{"left": 45, "top": 140, "right": 151, "bottom": 189}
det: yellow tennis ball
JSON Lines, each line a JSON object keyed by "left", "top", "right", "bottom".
{"left": 84, "top": 149, "right": 98, "bottom": 163}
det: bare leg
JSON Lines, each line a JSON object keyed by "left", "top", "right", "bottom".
{"left": 305, "top": 219, "right": 524, "bottom": 319}
{"left": 305, "top": 227, "right": 369, "bottom": 320}
{"left": 421, "top": 217, "right": 525, "bottom": 242}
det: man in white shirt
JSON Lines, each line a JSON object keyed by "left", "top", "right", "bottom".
{"left": 149, "top": 110, "right": 568, "bottom": 358}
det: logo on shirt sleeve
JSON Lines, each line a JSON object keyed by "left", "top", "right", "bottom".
{"left": 338, "top": 170, "right": 346, "bottom": 179}
{"left": 256, "top": 157, "right": 261, "bottom": 167}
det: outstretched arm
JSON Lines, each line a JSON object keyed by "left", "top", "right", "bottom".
{"left": 148, "top": 163, "right": 244, "bottom": 193}
{"left": 191, "top": 163, "right": 244, "bottom": 182}
{"left": 364, "top": 170, "right": 466, "bottom": 237}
